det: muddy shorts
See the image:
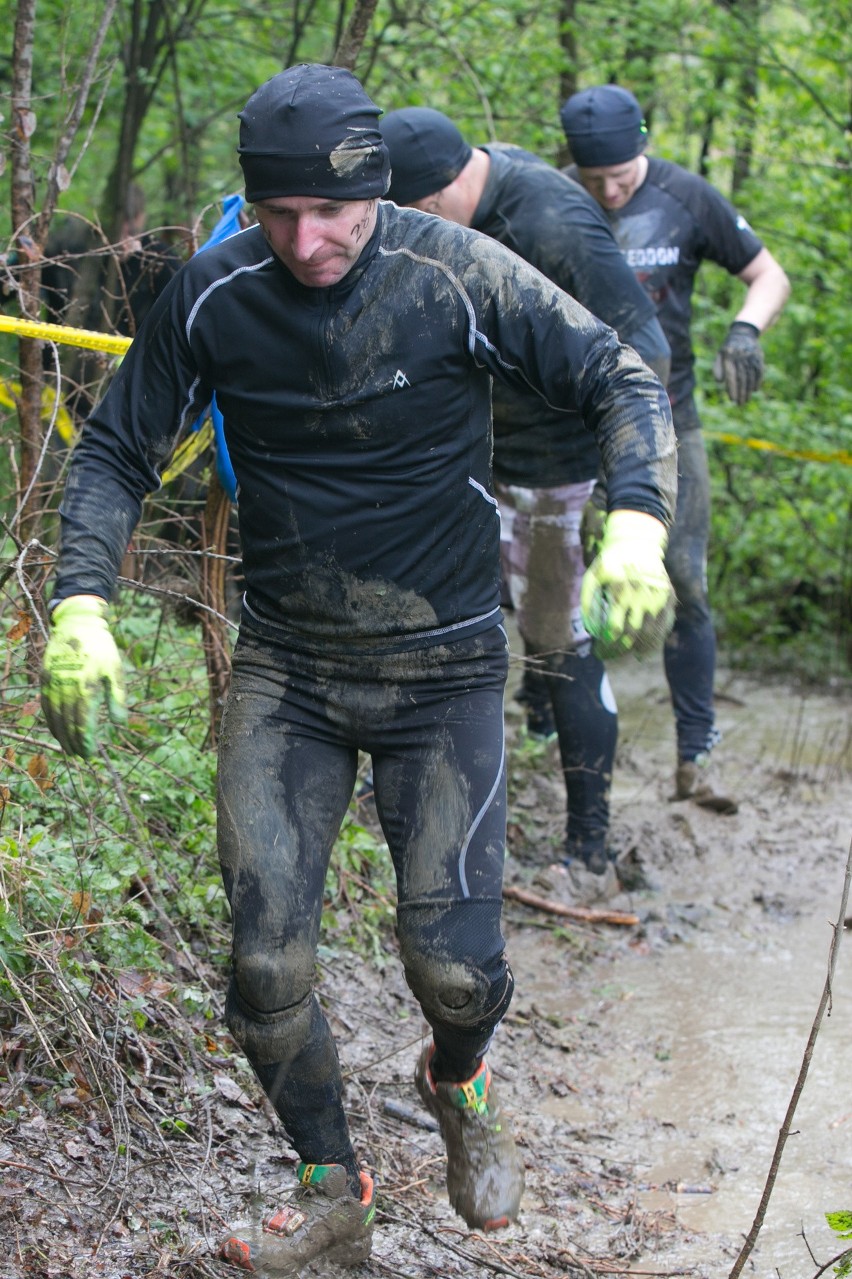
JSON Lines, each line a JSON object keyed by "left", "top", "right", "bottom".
{"left": 496, "top": 478, "right": 616, "bottom": 864}
{"left": 496, "top": 478, "right": 596, "bottom": 655}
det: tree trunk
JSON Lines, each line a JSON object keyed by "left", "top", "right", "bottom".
{"left": 101, "top": 0, "right": 167, "bottom": 241}
{"left": 555, "top": 0, "right": 577, "bottom": 168}
{"left": 698, "top": 66, "right": 728, "bottom": 178}
{"left": 717, "top": 0, "right": 760, "bottom": 197}
{"left": 333, "top": 0, "right": 379, "bottom": 69}
{"left": 731, "top": 15, "right": 759, "bottom": 197}
{"left": 10, "top": 0, "right": 44, "bottom": 546}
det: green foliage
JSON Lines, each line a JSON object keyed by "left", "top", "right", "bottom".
{"left": 321, "top": 809, "right": 396, "bottom": 967}
{"left": 826, "top": 1212, "right": 852, "bottom": 1278}
{"left": 0, "top": 600, "right": 226, "bottom": 1001}
{"left": 0, "top": 0, "right": 363, "bottom": 230}
{"left": 371, "top": 0, "right": 571, "bottom": 151}
{"left": 701, "top": 387, "right": 850, "bottom": 675}
{"left": 0, "top": 595, "right": 396, "bottom": 1019}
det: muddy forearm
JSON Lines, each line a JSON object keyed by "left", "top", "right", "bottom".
{"left": 584, "top": 340, "right": 677, "bottom": 528}
{"left": 52, "top": 463, "right": 144, "bottom": 606}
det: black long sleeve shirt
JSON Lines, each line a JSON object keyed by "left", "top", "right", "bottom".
{"left": 474, "top": 145, "right": 671, "bottom": 487}
{"left": 55, "top": 200, "right": 675, "bottom": 653}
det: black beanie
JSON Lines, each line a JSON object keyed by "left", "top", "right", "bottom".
{"left": 560, "top": 85, "right": 647, "bottom": 167}
{"left": 379, "top": 108, "right": 473, "bottom": 206}
{"left": 238, "top": 64, "right": 391, "bottom": 202}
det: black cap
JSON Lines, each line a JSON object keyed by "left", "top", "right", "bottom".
{"left": 379, "top": 107, "right": 473, "bottom": 205}
{"left": 238, "top": 64, "right": 390, "bottom": 202}
{"left": 560, "top": 85, "right": 647, "bottom": 167}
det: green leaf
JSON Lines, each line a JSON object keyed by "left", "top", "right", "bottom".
{"left": 826, "top": 1211, "right": 852, "bottom": 1239}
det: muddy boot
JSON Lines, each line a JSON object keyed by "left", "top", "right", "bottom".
{"left": 611, "top": 844, "right": 658, "bottom": 892}
{"left": 563, "top": 856, "right": 620, "bottom": 903}
{"left": 674, "top": 754, "right": 706, "bottom": 799}
{"left": 415, "top": 1044, "right": 524, "bottom": 1231}
{"left": 673, "top": 753, "right": 738, "bottom": 814}
{"left": 219, "top": 1162, "right": 375, "bottom": 1273}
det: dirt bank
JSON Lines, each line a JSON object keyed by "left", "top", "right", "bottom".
{"left": 1, "top": 653, "right": 850, "bottom": 1278}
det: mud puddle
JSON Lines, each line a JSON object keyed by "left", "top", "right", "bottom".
{"left": 504, "top": 645, "right": 852, "bottom": 1276}
{"left": 508, "top": 905, "right": 850, "bottom": 1273}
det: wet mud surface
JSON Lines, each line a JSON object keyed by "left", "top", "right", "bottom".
{"left": 1, "top": 650, "right": 850, "bottom": 1278}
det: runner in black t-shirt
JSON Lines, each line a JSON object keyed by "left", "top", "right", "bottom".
{"left": 561, "top": 84, "right": 790, "bottom": 802}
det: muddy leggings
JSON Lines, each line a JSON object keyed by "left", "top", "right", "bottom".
{"left": 664, "top": 402, "right": 717, "bottom": 763}
{"left": 217, "top": 619, "right": 513, "bottom": 1170}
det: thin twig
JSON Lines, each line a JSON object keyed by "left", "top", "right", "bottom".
{"left": 810, "top": 1244, "right": 852, "bottom": 1279}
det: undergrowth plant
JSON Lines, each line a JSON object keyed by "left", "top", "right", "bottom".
{"left": 825, "top": 1212, "right": 852, "bottom": 1278}
{"left": 691, "top": 239, "right": 851, "bottom": 681}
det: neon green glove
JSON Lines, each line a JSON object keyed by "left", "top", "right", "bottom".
{"left": 581, "top": 510, "right": 675, "bottom": 659}
{"left": 40, "top": 596, "right": 127, "bottom": 758}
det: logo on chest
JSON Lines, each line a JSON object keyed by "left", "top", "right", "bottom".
{"left": 625, "top": 245, "right": 681, "bottom": 268}
{"left": 392, "top": 369, "right": 411, "bottom": 390}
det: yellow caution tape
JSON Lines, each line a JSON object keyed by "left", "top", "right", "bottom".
{"left": 0, "top": 377, "right": 76, "bottom": 444}
{"left": 0, "top": 313, "right": 132, "bottom": 355}
{"left": 161, "top": 420, "right": 214, "bottom": 483}
{"left": 705, "top": 430, "right": 851, "bottom": 468}
{"left": 0, "top": 313, "right": 215, "bottom": 479}
{"left": 0, "top": 370, "right": 212, "bottom": 473}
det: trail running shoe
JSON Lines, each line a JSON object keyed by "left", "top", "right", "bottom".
{"left": 219, "top": 1162, "right": 375, "bottom": 1272}
{"left": 674, "top": 729, "right": 725, "bottom": 800}
{"left": 562, "top": 856, "right": 620, "bottom": 903}
{"left": 674, "top": 753, "right": 709, "bottom": 799}
{"left": 415, "top": 1044, "right": 524, "bottom": 1231}
{"left": 673, "top": 745, "right": 738, "bottom": 814}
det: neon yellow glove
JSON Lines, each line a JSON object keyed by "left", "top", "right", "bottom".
{"left": 581, "top": 510, "right": 675, "bottom": 658}
{"left": 40, "top": 596, "right": 127, "bottom": 758}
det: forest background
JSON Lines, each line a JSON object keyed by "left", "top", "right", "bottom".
{"left": 0, "top": 1, "right": 849, "bottom": 1272}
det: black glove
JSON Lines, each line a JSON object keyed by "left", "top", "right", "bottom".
{"left": 713, "top": 321, "right": 764, "bottom": 405}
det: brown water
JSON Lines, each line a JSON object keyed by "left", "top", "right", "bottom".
{"left": 505, "top": 648, "right": 852, "bottom": 1275}
{"left": 511, "top": 914, "right": 850, "bottom": 1273}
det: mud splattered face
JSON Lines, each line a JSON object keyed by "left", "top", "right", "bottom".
{"left": 576, "top": 157, "right": 643, "bottom": 210}
{"left": 254, "top": 195, "right": 377, "bottom": 287}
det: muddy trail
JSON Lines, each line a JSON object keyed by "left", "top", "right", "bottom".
{"left": 1, "top": 647, "right": 850, "bottom": 1279}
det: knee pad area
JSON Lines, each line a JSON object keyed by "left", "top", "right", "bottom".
{"left": 398, "top": 900, "right": 514, "bottom": 1030}
{"left": 225, "top": 977, "right": 315, "bottom": 1067}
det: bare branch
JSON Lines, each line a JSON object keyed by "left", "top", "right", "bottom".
{"left": 728, "top": 835, "right": 852, "bottom": 1277}
{"left": 38, "top": 0, "right": 120, "bottom": 233}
